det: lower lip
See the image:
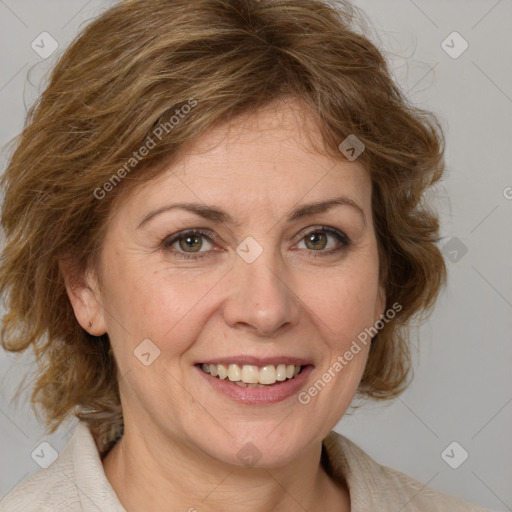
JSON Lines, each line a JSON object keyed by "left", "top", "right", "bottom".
{"left": 196, "top": 365, "right": 314, "bottom": 405}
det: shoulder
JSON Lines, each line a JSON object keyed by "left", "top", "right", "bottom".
{"left": 322, "top": 431, "right": 492, "bottom": 512}
{"left": 0, "top": 422, "right": 125, "bottom": 512}
{"left": 0, "top": 435, "right": 81, "bottom": 511}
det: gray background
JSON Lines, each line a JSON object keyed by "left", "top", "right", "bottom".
{"left": 0, "top": 0, "right": 511, "bottom": 510}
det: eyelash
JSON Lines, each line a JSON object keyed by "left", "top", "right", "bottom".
{"left": 162, "top": 227, "right": 351, "bottom": 261}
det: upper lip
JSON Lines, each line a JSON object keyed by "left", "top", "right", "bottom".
{"left": 196, "top": 356, "right": 313, "bottom": 367}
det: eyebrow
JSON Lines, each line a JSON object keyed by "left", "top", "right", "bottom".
{"left": 137, "top": 196, "right": 366, "bottom": 229}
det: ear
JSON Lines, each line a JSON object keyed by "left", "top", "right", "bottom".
{"left": 59, "top": 257, "right": 107, "bottom": 336}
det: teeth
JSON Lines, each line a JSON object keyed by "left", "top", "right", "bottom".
{"left": 227, "top": 364, "right": 241, "bottom": 382}
{"left": 217, "top": 364, "right": 228, "bottom": 380}
{"left": 241, "top": 365, "right": 259, "bottom": 384}
{"left": 201, "top": 363, "right": 303, "bottom": 385}
{"left": 276, "top": 364, "right": 287, "bottom": 381}
{"left": 234, "top": 381, "right": 270, "bottom": 388}
{"left": 259, "top": 365, "right": 276, "bottom": 385}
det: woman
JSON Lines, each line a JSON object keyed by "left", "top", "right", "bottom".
{"left": 0, "top": 0, "right": 490, "bottom": 510}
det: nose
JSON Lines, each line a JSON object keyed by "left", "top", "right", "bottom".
{"left": 221, "top": 249, "right": 302, "bottom": 338}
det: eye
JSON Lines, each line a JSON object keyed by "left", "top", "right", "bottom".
{"left": 163, "top": 229, "right": 215, "bottom": 259}
{"left": 162, "top": 226, "right": 350, "bottom": 261}
{"left": 295, "top": 226, "right": 350, "bottom": 256}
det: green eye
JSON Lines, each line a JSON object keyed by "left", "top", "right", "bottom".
{"left": 163, "top": 226, "right": 350, "bottom": 261}
{"left": 178, "top": 234, "right": 204, "bottom": 252}
{"left": 304, "top": 232, "right": 328, "bottom": 250}
{"left": 164, "top": 229, "right": 215, "bottom": 259}
{"left": 297, "top": 227, "right": 350, "bottom": 255}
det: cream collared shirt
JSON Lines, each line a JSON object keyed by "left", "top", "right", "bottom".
{"left": 1, "top": 421, "right": 490, "bottom": 511}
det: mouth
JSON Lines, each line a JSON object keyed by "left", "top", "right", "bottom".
{"left": 199, "top": 363, "right": 305, "bottom": 388}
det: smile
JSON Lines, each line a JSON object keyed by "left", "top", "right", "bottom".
{"left": 201, "top": 363, "right": 303, "bottom": 387}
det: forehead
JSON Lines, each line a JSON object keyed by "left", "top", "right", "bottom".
{"left": 117, "top": 98, "right": 372, "bottom": 220}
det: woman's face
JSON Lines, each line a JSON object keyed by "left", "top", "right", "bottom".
{"left": 80, "top": 99, "right": 385, "bottom": 467}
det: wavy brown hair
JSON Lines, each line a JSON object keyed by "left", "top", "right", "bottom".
{"left": 0, "top": 0, "right": 446, "bottom": 455}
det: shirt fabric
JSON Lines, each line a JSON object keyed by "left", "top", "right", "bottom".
{"left": 1, "top": 421, "right": 490, "bottom": 511}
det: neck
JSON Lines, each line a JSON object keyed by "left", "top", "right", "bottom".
{"left": 102, "top": 423, "right": 350, "bottom": 512}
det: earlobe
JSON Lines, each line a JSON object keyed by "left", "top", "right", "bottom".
{"left": 59, "top": 258, "right": 107, "bottom": 336}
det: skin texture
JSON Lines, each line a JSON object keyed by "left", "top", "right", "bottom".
{"left": 63, "top": 98, "right": 385, "bottom": 512}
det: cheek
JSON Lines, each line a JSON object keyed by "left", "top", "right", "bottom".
{"left": 305, "top": 257, "right": 381, "bottom": 345}
{"left": 101, "top": 252, "right": 222, "bottom": 353}
{"left": 101, "top": 236, "right": 381, "bottom": 364}
{"left": 300, "top": 262, "right": 379, "bottom": 407}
